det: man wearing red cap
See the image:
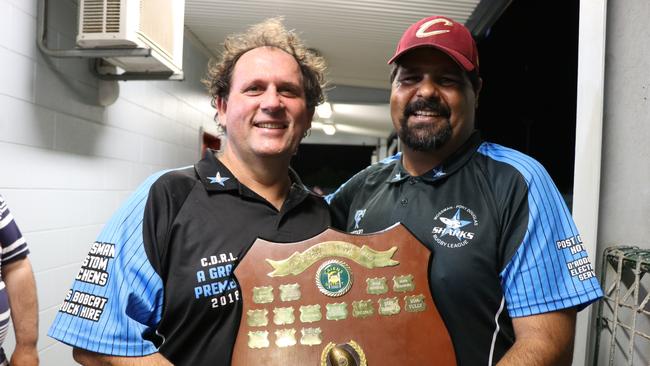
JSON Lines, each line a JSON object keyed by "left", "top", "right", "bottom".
{"left": 328, "top": 16, "right": 602, "bottom": 365}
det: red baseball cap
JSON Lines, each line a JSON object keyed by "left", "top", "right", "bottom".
{"left": 388, "top": 16, "right": 479, "bottom": 73}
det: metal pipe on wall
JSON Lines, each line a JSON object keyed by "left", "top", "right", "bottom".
{"left": 572, "top": 0, "right": 608, "bottom": 365}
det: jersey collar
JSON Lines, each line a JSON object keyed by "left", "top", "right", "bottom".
{"left": 195, "top": 150, "right": 239, "bottom": 192}
{"left": 386, "top": 131, "right": 482, "bottom": 184}
{"left": 194, "top": 150, "right": 314, "bottom": 208}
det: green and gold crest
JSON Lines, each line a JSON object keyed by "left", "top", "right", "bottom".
{"left": 315, "top": 260, "right": 353, "bottom": 297}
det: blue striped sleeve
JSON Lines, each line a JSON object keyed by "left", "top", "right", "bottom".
{"left": 48, "top": 171, "right": 169, "bottom": 356}
{"left": 479, "top": 143, "right": 603, "bottom": 317}
{"left": 0, "top": 281, "right": 9, "bottom": 364}
{"left": 0, "top": 195, "right": 30, "bottom": 264}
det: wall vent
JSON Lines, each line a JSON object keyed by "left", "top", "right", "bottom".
{"left": 81, "top": 0, "right": 106, "bottom": 33}
{"left": 77, "top": 0, "right": 184, "bottom": 76}
{"left": 106, "top": 0, "right": 121, "bottom": 33}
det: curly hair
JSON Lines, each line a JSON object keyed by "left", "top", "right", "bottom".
{"left": 204, "top": 17, "right": 327, "bottom": 111}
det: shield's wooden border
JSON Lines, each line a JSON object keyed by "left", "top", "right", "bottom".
{"left": 232, "top": 224, "right": 456, "bottom": 365}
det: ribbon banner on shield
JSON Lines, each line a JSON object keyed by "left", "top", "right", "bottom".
{"left": 231, "top": 224, "right": 456, "bottom": 365}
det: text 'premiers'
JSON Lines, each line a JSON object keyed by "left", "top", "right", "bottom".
{"left": 194, "top": 252, "right": 240, "bottom": 309}
{"left": 59, "top": 290, "right": 108, "bottom": 322}
{"left": 76, "top": 242, "right": 116, "bottom": 286}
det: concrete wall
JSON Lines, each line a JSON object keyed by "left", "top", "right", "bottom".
{"left": 0, "top": 0, "right": 214, "bottom": 364}
{"left": 594, "top": 0, "right": 650, "bottom": 364}
{"left": 599, "top": 0, "right": 650, "bottom": 247}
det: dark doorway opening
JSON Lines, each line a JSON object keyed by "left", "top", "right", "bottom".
{"left": 476, "top": 0, "right": 580, "bottom": 196}
{"left": 291, "top": 144, "right": 375, "bottom": 193}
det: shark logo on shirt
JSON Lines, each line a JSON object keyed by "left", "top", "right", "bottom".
{"left": 439, "top": 209, "right": 472, "bottom": 240}
{"left": 431, "top": 205, "right": 478, "bottom": 248}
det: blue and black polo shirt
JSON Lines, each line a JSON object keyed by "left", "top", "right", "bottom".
{"left": 327, "top": 131, "right": 603, "bottom": 365}
{"left": 48, "top": 151, "right": 330, "bottom": 365}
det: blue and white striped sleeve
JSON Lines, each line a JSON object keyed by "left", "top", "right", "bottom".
{"left": 0, "top": 195, "right": 30, "bottom": 264}
{"left": 48, "top": 172, "right": 168, "bottom": 356}
{"left": 481, "top": 144, "right": 603, "bottom": 317}
{"left": 0, "top": 194, "right": 31, "bottom": 359}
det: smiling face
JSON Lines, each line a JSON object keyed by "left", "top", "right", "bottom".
{"left": 217, "top": 47, "right": 313, "bottom": 161}
{"left": 390, "top": 47, "right": 479, "bottom": 153}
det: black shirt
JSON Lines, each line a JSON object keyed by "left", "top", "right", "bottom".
{"left": 49, "top": 151, "right": 331, "bottom": 365}
{"left": 327, "top": 132, "right": 602, "bottom": 365}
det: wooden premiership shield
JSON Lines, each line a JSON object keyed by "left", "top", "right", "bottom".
{"left": 231, "top": 224, "right": 456, "bottom": 365}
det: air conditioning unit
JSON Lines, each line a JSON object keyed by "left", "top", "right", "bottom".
{"left": 77, "top": 0, "right": 185, "bottom": 77}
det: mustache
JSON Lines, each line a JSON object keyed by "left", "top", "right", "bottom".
{"left": 403, "top": 99, "right": 450, "bottom": 119}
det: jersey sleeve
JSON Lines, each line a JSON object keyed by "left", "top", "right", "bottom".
{"left": 48, "top": 172, "right": 169, "bottom": 356}
{"left": 0, "top": 195, "right": 30, "bottom": 264}
{"left": 498, "top": 158, "right": 603, "bottom": 317}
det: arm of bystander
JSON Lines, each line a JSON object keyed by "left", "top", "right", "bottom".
{"left": 3, "top": 258, "right": 39, "bottom": 366}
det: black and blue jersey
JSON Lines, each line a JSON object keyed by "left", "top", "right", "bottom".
{"left": 48, "top": 152, "right": 330, "bottom": 365}
{"left": 327, "top": 131, "right": 603, "bottom": 365}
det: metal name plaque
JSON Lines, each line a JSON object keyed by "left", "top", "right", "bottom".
{"left": 231, "top": 224, "right": 456, "bottom": 365}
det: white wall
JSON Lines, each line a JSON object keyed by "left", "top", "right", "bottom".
{"left": 0, "top": 0, "right": 214, "bottom": 364}
{"left": 593, "top": 0, "right": 650, "bottom": 364}
{"left": 599, "top": 0, "right": 650, "bottom": 247}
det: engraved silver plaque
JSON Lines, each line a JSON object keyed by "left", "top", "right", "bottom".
{"left": 352, "top": 299, "right": 374, "bottom": 318}
{"left": 279, "top": 283, "right": 301, "bottom": 302}
{"left": 405, "top": 294, "right": 427, "bottom": 313}
{"left": 248, "top": 330, "right": 270, "bottom": 349}
{"left": 366, "top": 276, "right": 389, "bottom": 295}
{"left": 299, "top": 304, "right": 322, "bottom": 323}
{"left": 392, "top": 274, "right": 415, "bottom": 292}
{"left": 274, "top": 328, "right": 297, "bottom": 348}
{"left": 325, "top": 302, "right": 348, "bottom": 321}
{"left": 378, "top": 297, "right": 401, "bottom": 316}
{"left": 273, "top": 306, "right": 295, "bottom": 325}
{"left": 246, "top": 309, "right": 268, "bottom": 327}
{"left": 300, "top": 327, "right": 323, "bottom": 346}
{"left": 252, "top": 286, "right": 274, "bottom": 304}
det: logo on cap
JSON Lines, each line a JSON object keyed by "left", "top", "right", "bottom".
{"left": 416, "top": 18, "right": 453, "bottom": 38}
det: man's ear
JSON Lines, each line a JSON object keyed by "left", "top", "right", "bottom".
{"left": 216, "top": 96, "right": 228, "bottom": 127}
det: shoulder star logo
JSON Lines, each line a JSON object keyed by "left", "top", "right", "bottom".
{"left": 207, "top": 172, "right": 230, "bottom": 186}
{"left": 439, "top": 209, "right": 472, "bottom": 239}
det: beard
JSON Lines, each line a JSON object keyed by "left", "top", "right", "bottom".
{"left": 398, "top": 99, "right": 452, "bottom": 151}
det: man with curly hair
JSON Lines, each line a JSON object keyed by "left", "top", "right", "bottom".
{"left": 49, "top": 18, "right": 330, "bottom": 366}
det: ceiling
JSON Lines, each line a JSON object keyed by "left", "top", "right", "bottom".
{"left": 183, "top": 0, "right": 510, "bottom": 141}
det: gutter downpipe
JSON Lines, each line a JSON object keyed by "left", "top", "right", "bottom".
{"left": 572, "top": 0, "right": 608, "bottom": 365}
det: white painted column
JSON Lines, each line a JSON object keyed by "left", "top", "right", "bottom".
{"left": 572, "top": 0, "right": 608, "bottom": 365}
